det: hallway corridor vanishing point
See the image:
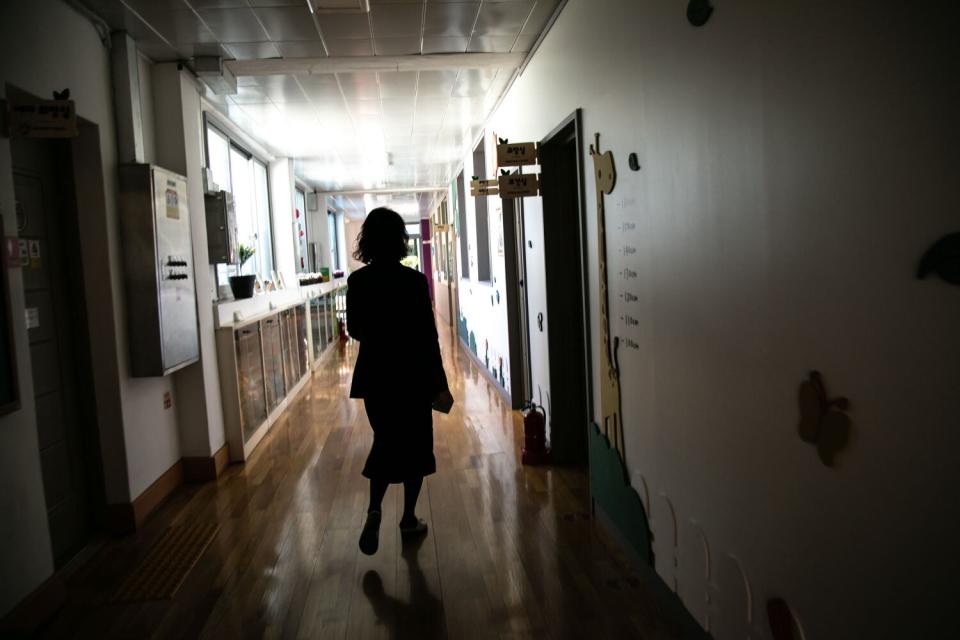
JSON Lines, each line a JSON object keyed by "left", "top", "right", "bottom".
{"left": 37, "top": 321, "right": 700, "bottom": 640}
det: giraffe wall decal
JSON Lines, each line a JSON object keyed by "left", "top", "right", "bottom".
{"left": 589, "top": 132, "right": 625, "bottom": 459}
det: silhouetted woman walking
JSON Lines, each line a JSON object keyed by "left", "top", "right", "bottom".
{"left": 347, "top": 208, "right": 452, "bottom": 556}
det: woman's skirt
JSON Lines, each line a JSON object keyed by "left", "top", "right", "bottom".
{"left": 362, "top": 394, "right": 436, "bottom": 482}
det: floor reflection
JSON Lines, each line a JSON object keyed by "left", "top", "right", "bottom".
{"left": 362, "top": 534, "right": 445, "bottom": 639}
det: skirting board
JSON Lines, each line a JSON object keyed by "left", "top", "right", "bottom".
{"left": 182, "top": 444, "right": 230, "bottom": 483}
{"left": 106, "top": 444, "right": 230, "bottom": 535}
{"left": 106, "top": 458, "right": 183, "bottom": 535}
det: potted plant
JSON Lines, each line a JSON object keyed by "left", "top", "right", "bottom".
{"left": 228, "top": 244, "right": 257, "bottom": 299}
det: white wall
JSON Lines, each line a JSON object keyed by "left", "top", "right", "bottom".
{"left": 465, "top": 1, "right": 960, "bottom": 637}
{"left": 270, "top": 158, "right": 296, "bottom": 284}
{"left": 0, "top": 0, "right": 115, "bottom": 615}
{"left": 455, "top": 134, "right": 512, "bottom": 392}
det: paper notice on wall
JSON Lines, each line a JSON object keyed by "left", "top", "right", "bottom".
{"left": 165, "top": 180, "right": 180, "bottom": 219}
{"left": 28, "top": 239, "right": 41, "bottom": 269}
{"left": 25, "top": 307, "right": 39, "bottom": 330}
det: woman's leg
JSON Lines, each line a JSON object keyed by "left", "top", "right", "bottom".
{"left": 360, "top": 478, "right": 388, "bottom": 556}
{"left": 368, "top": 478, "right": 388, "bottom": 514}
{"left": 400, "top": 476, "right": 424, "bottom": 527}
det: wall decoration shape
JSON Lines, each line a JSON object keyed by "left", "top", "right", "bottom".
{"left": 687, "top": 0, "right": 714, "bottom": 27}
{"left": 917, "top": 232, "right": 960, "bottom": 285}
{"left": 589, "top": 132, "right": 625, "bottom": 458}
{"left": 589, "top": 423, "right": 653, "bottom": 563}
{"left": 797, "top": 370, "right": 851, "bottom": 467}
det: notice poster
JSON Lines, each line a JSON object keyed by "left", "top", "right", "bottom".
{"left": 165, "top": 180, "right": 180, "bottom": 219}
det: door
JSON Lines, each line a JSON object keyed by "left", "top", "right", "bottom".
{"left": 502, "top": 196, "right": 532, "bottom": 409}
{"left": 537, "top": 112, "right": 591, "bottom": 465}
{"left": 13, "top": 134, "right": 104, "bottom": 567}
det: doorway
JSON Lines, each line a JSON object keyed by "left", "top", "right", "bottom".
{"left": 10, "top": 89, "right": 105, "bottom": 568}
{"left": 537, "top": 110, "right": 591, "bottom": 465}
{"left": 502, "top": 194, "right": 532, "bottom": 410}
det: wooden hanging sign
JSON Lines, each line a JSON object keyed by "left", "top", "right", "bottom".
{"left": 4, "top": 98, "right": 77, "bottom": 138}
{"left": 496, "top": 141, "right": 538, "bottom": 167}
{"left": 470, "top": 178, "right": 499, "bottom": 197}
{"left": 498, "top": 173, "right": 539, "bottom": 198}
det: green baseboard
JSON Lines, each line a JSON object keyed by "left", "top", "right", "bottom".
{"left": 588, "top": 422, "right": 653, "bottom": 564}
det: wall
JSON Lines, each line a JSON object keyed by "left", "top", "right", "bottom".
{"left": 454, "top": 134, "right": 512, "bottom": 393}
{"left": 0, "top": 0, "right": 115, "bottom": 615}
{"left": 463, "top": 1, "right": 960, "bottom": 637}
{"left": 146, "top": 64, "right": 226, "bottom": 459}
{"left": 269, "top": 158, "right": 296, "bottom": 283}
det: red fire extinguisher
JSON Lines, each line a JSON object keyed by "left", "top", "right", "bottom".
{"left": 521, "top": 391, "right": 551, "bottom": 465}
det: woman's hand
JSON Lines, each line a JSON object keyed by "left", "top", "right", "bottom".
{"left": 432, "top": 389, "right": 454, "bottom": 414}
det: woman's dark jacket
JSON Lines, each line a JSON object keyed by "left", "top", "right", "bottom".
{"left": 347, "top": 262, "right": 448, "bottom": 400}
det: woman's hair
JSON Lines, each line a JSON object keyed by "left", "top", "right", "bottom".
{"left": 353, "top": 207, "right": 408, "bottom": 264}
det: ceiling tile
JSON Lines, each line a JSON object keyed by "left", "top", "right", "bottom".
{"left": 350, "top": 99, "right": 382, "bottom": 117}
{"left": 377, "top": 71, "right": 417, "bottom": 98}
{"left": 252, "top": 74, "right": 309, "bottom": 102}
{"left": 511, "top": 33, "right": 538, "bottom": 52}
{"left": 187, "top": 0, "right": 248, "bottom": 8}
{"left": 248, "top": 0, "right": 304, "bottom": 5}
{"left": 472, "top": 1, "right": 534, "bottom": 36}
{"left": 423, "top": 2, "right": 478, "bottom": 37}
{"left": 416, "top": 70, "right": 458, "bottom": 98}
{"left": 521, "top": 0, "right": 561, "bottom": 35}
{"left": 337, "top": 72, "right": 379, "bottom": 100}
{"left": 374, "top": 37, "right": 421, "bottom": 56}
{"left": 133, "top": 8, "right": 219, "bottom": 44}
{"left": 226, "top": 41, "right": 281, "bottom": 59}
{"left": 175, "top": 42, "right": 230, "bottom": 57}
{"left": 466, "top": 36, "right": 515, "bottom": 53}
{"left": 124, "top": 0, "right": 191, "bottom": 12}
{"left": 452, "top": 68, "right": 496, "bottom": 97}
{"left": 316, "top": 13, "right": 371, "bottom": 39}
{"left": 325, "top": 38, "right": 373, "bottom": 56}
{"left": 136, "top": 40, "right": 179, "bottom": 62}
{"left": 276, "top": 40, "right": 328, "bottom": 57}
{"left": 253, "top": 5, "right": 318, "bottom": 41}
{"left": 298, "top": 74, "right": 341, "bottom": 100}
{"left": 421, "top": 36, "right": 468, "bottom": 54}
{"left": 196, "top": 7, "right": 269, "bottom": 42}
{"left": 370, "top": 3, "right": 423, "bottom": 38}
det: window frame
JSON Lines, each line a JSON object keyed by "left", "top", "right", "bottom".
{"left": 202, "top": 113, "right": 277, "bottom": 287}
{"left": 472, "top": 138, "right": 492, "bottom": 283}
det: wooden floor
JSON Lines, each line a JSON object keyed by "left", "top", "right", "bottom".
{"left": 38, "top": 321, "right": 697, "bottom": 640}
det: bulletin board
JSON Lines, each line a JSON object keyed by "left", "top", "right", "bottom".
{"left": 0, "top": 214, "right": 20, "bottom": 416}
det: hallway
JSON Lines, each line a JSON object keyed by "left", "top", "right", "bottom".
{"left": 37, "top": 322, "right": 699, "bottom": 640}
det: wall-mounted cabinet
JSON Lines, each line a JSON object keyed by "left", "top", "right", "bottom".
{"left": 118, "top": 164, "right": 200, "bottom": 376}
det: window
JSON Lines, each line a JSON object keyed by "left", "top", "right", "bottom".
{"left": 205, "top": 118, "right": 275, "bottom": 285}
{"left": 327, "top": 211, "right": 340, "bottom": 270}
{"left": 473, "top": 139, "right": 491, "bottom": 282}
{"left": 456, "top": 171, "right": 469, "bottom": 279}
{"left": 294, "top": 188, "right": 308, "bottom": 274}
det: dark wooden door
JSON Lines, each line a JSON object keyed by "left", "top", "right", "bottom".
{"left": 12, "top": 135, "right": 104, "bottom": 567}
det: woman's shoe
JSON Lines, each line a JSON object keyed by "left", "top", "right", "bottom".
{"left": 399, "top": 517, "right": 428, "bottom": 537}
{"left": 359, "top": 510, "right": 381, "bottom": 555}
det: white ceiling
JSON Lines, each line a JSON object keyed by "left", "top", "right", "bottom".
{"left": 82, "top": 0, "right": 562, "bottom": 216}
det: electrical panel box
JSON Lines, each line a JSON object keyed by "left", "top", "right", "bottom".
{"left": 204, "top": 189, "right": 237, "bottom": 264}
{"left": 118, "top": 164, "right": 200, "bottom": 377}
